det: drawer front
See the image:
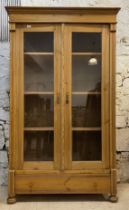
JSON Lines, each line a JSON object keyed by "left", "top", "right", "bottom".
{"left": 15, "top": 172, "right": 111, "bottom": 194}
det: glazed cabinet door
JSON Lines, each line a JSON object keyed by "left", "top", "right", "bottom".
{"left": 64, "top": 25, "right": 110, "bottom": 170}
{"left": 17, "top": 25, "right": 61, "bottom": 170}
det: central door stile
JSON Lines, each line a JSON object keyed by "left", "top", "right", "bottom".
{"left": 60, "top": 23, "right": 65, "bottom": 171}
{"left": 63, "top": 24, "right": 72, "bottom": 170}
{"left": 53, "top": 24, "right": 62, "bottom": 170}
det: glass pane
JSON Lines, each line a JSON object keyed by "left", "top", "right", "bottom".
{"left": 72, "top": 55, "right": 101, "bottom": 92}
{"left": 24, "top": 131, "right": 54, "bottom": 161}
{"left": 72, "top": 131, "right": 101, "bottom": 161}
{"left": 72, "top": 33, "right": 101, "bottom": 52}
{"left": 24, "top": 95, "right": 54, "bottom": 127}
{"left": 24, "top": 54, "right": 54, "bottom": 92}
{"left": 72, "top": 32, "right": 101, "bottom": 128}
{"left": 72, "top": 95, "right": 101, "bottom": 127}
{"left": 24, "top": 32, "right": 53, "bottom": 52}
{"left": 24, "top": 32, "right": 54, "bottom": 164}
{"left": 72, "top": 32, "right": 102, "bottom": 162}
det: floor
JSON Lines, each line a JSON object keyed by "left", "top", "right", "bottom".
{"left": 0, "top": 184, "right": 129, "bottom": 210}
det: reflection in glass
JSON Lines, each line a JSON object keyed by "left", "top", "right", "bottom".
{"left": 72, "top": 55, "right": 101, "bottom": 92}
{"left": 24, "top": 55, "right": 53, "bottom": 92}
{"left": 24, "top": 32, "right": 53, "bottom": 52}
{"left": 72, "top": 131, "right": 101, "bottom": 161}
{"left": 72, "top": 33, "right": 101, "bottom": 52}
{"left": 88, "top": 57, "right": 98, "bottom": 65}
{"left": 24, "top": 131, "right": 54, "bottom": 161}
{"left": 72, "top": 95, "right": 101, "bottom": 127}
{"left": 24, "top": 95, "right": 54, "bottom": 127}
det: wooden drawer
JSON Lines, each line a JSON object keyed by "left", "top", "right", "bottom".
{"left": 15, "top": 171, "right": 111, "bottom": 194}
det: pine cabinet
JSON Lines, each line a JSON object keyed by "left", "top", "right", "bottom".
{"left": 6, "top": 6, "right": 120, "bottom": 203}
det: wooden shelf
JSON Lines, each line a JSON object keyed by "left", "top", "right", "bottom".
{"left": 25, "top": 127, "right": 101, "bottom": 131}
{"left": 24, "top": 91, "right": 54, "bottom": 95}
{"left": 24, "top": 52, "right": 54, "bottom": 55}
{"left": 24, "top": 52, "right": 101, "bottom": 56}
{"left": 72, "top": 92, "right": 101, "bottom": 95}
{"left": 72, "top": 52, "right": 101, "bottom": 56}
{"left": 24, "top": 127, "right": 54, "bottom": 131}
{"left": 72, "top": 127, "right": 101, "bottom": 131}
{"left": 25, "top": 91, "right": 101, "bottom": 95}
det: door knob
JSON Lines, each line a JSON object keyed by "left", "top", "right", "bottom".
{"left": 56, "top": 93, "right": 60, "bottom": 104}
{"left": 66, "top": 92, "right": 69, "bottom": 104}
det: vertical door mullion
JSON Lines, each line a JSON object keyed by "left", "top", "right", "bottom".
{"left": 54, "top": 25, "right": 62, "bottom": 170}
{"left": 63, "top": 25, "right": 72, "bottom": 170}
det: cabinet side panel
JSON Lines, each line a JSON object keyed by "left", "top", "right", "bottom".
{"left": 8, "top": 23, "right": 17, "bottom": 198}
{"left": 102, "top": 25, "right": 110, "bottom": 169}
{"left": 9, "top": 25, "right": 17, "bottom": 170}
{"left": 109, "top": 24, "right": 117, "bottom": 196}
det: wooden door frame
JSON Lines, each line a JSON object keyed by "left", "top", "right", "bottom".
{"left": 15, "top": 24, "right": 62, "bottom": 170}
{"left": 12, "top": 23, "right": 110, "bottom": 172}
{"left": 63, "top": 24, "right": 110, "bottom": 170}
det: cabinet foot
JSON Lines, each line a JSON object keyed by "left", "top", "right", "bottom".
{"left": 7, "top": 196, "right": 16, "bottom": 204}
{"left": 109, "top": 195, "right": 118, "bottom": 203}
